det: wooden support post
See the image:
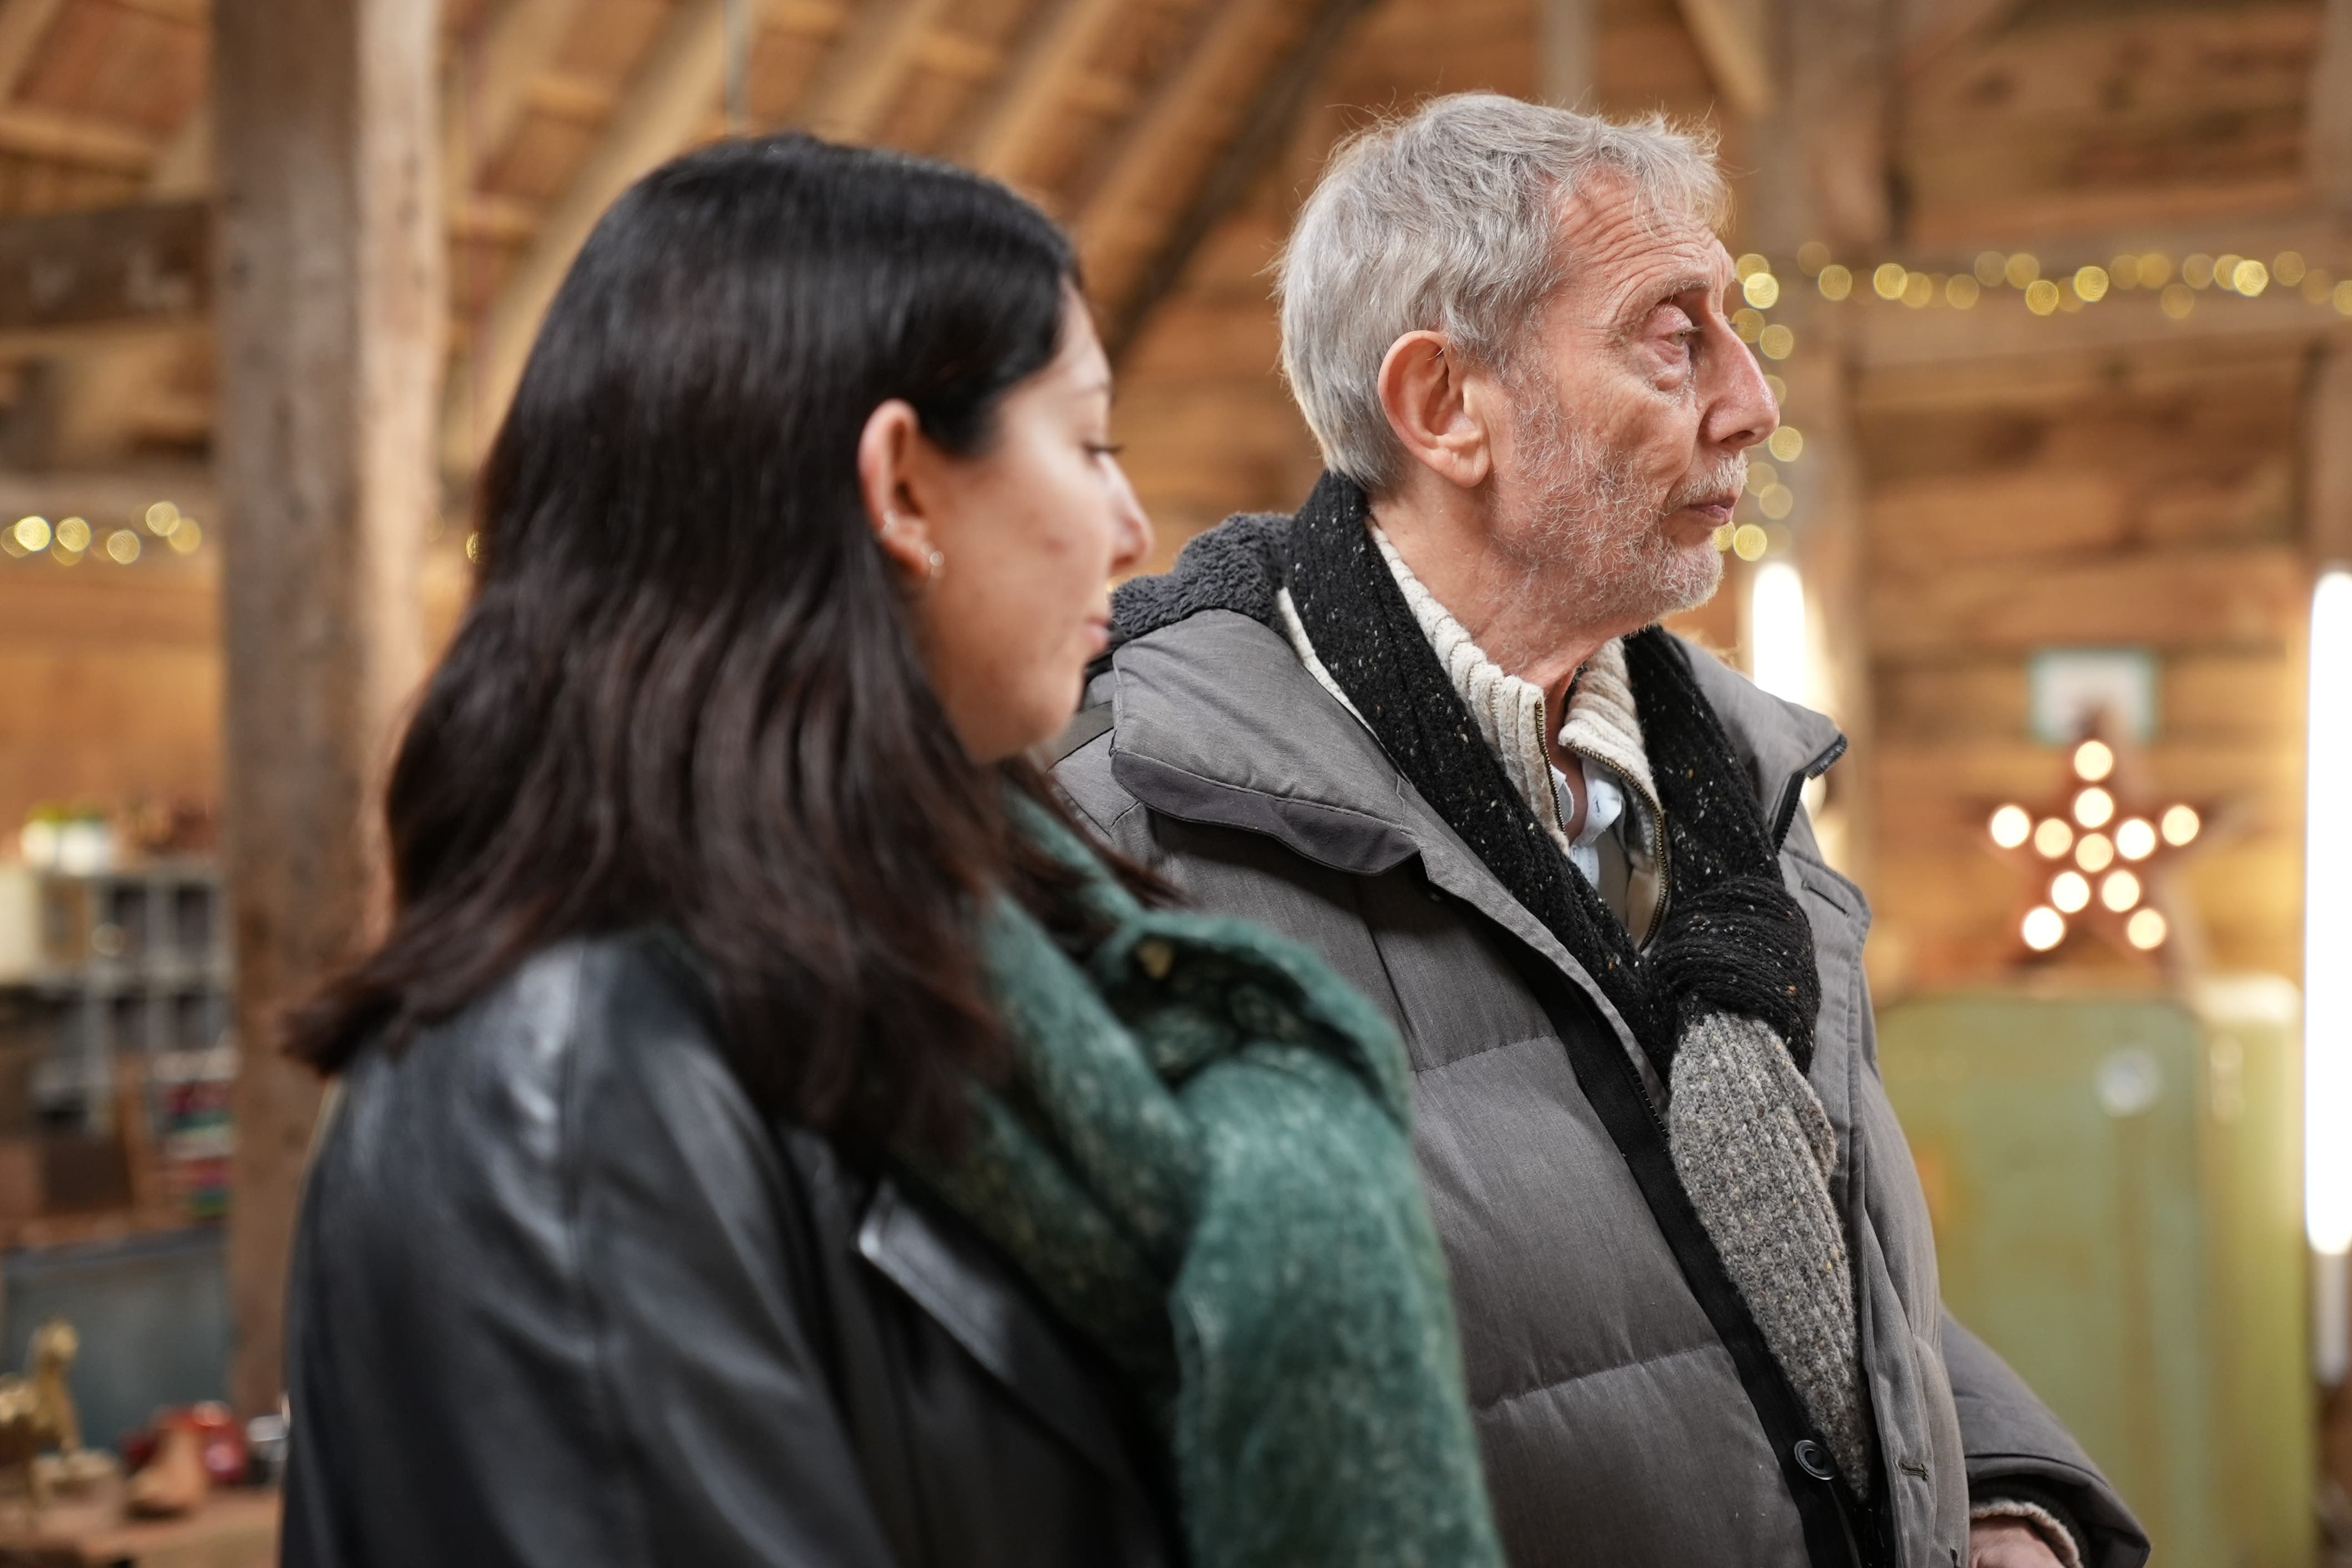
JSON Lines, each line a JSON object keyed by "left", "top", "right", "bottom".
{"left": 215, "top": 0, "right": 442, "bottom": 1416}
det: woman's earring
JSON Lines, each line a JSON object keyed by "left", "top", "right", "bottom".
{"left": 881, "top": 508, "right": 903, "bottom": 536}
{"left": 925, "top": 549, "right": 946, "bottom": 582}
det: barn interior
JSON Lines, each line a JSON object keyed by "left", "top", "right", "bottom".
{"left": 0, "top": 0, "right": 2341, "bottom": 1559}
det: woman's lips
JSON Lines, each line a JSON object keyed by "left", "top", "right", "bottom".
{"left": 1082, "top": 617, "right": 1111, "bottom": 654}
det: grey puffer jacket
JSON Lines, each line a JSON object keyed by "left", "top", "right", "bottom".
{"left": 1052, "top": 547, "right": 2149, "bottom": 1568}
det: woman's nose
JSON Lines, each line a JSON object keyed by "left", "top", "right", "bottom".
{"left": 1108, "top": 462, "right": 1153, "bottom": 575}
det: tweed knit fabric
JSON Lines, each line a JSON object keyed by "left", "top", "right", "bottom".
{"left": 1368, "top": 526, "right": 1564, "bottom": 838}
{"left": 1668, "top": 1012, "right": 1867, "bottom": 1491}
{"left": 896, "top": 795, "right": 1505, "bottom": 1568}
{"left": 1556, "top": 636, "right": 1656, "bottom": 809}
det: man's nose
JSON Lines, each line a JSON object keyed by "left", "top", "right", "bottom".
{"left": 1709, "top": 340, "right": 1781, "bottom": 452}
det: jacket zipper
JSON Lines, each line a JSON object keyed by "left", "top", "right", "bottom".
{"left": 1557, "top": 742, "right": 1672, "bottom": 950}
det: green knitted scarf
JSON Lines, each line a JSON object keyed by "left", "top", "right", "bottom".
{"left": 894, "top": 796, "right": 1503, "bottom": 1568}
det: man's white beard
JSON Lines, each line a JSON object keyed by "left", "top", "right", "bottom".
{"left": 1508, "top": 399, "right": 1731, "bottom": 631}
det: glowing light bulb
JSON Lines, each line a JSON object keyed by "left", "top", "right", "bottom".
{"left": 2075, "top": 833, "right": 2114, "bottom": 872}
{"left": 2116, "top": 818, "right": 2157, "bottom": 860}
{"left": 2051, "top": 871, "right": 2091, "bottom": 912}
{"left": 2127, "top": 908, "right": 2168, "bottom": 950}
{"left": 2022, "top": 907, "right": 2066, "bottom": 951}
{"left": 1989, "top": 805, "right": 2032, "bottom": 849}
{"left": 2034, "top": 818, "right": 2075, "bottom": 859}
{"left": 2072, "top": 739, "right": 2114, "bottom": 781}
{"left": 2162, "top": 804, "right": 2201, "bottom": 846}
{"left": 2074, "top": 787, "right": 2116, "bottom": 829}
{"left": 2101, "top": 870, "right": 2142, "bottom": 911}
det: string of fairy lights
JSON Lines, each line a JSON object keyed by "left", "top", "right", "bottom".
{"left": 1715, "top": 235, "right": 2352, "bottom": 565}
{"left": 0, "top": 501, "right": 203, "bottom": 567}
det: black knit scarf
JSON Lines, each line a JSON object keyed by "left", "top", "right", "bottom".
{"left": 1282, "top": 470, "right": 1819, "bottom": 1080}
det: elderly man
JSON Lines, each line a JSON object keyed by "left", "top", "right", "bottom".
{"left": 1056, "top": 95, "right": 2148, "bottom": 1568}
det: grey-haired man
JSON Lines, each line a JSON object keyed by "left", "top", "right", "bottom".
{"left": 1056, "top": 95, "right": 2147, "bottom": 1568}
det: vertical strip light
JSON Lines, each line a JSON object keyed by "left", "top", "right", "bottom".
{"left": 2309, "top": 567, "right": 2352, "bottom": 1383}
{"left": 1750, "top": 561, "right": 1811, "bottom": 706}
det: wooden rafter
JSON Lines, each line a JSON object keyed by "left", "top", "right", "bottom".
{"left": 1097, "top": 0, "right": 1382, "bottom": 359}
{"left": 1899, "top": 0, "right": 2030, "bottom": 78}
{"left": 28, "top": 108, "right": 215, "bottom": 467}
{"left": 0, "top": 0, "right": 64, "bottom": 101}
{"left": 1073, "top": 0, "right": 1290, "bottom": 274}
{"left": 962, "top": 0, "right": 1128, "bottom": 183}
{"left": 1674, "top": 0, "right": 1773, "bottom": 117}
{"left": 442, "top": 0, "right": 594, "bottom": 202}
{"left": 452, "top": 0, "right": 749, "bottom": 471}
{"left": 797, "top": 0, "right": 958, "bottom": 142}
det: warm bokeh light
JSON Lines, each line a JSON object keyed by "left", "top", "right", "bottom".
{"left": 1990, "top": 805, "right": 2032, "bottom": 849}
{"left": 12, "top": 516, "right": 49, "bottom": 552}
{"left": 1767, "top": 427, "right": 1804, "bottom": 463}
{"left": 2116, "top": 818, "right": 2157, "bottom": 860}
{"left": 2161, "top": 804, "right": 2201, "bottom": 845}
{"left": 2075, "top": 833, "right": 2114, "bottom": 872}
{"left": 54, "top": 517, "right": 91, "bottom": 553}
{"left": 1742, "top": 272, "right": 1780, "bottom": 308}
{"left": 2101, "top": 870, "right": 2142, "bottom": 911}
{"left": 2051, "top": 871, "right": 2091, "bottom": 913}
{"left": 104, "top": 530, "right": 140, "bottom": 564}
{"left": 2034, "top": 817, "right": 2075, "bottom": 858}
{"left": 2073, "top": 787, "right": 2115, "bottom": 829}
{"left": 2127, "top": 908, "right": 2168, "bottom": 950}
{"left": 2022, "top": 907, "right": 2066, "bottom": 951}
{"left": 2072, "top": 739, "right": 2114, "bottom": 781}
{"left": 168, "top": 520, "right": 203, "bottom": 555}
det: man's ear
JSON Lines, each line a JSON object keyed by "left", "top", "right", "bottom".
{"left": 1376, "top": 330, "right": 1497, "bottom": 491}
{"left": 856, "top": 398, "right": 940, "bottom": 582}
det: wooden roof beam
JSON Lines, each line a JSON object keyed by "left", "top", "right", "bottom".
{"left": 32, "top": 109, "right": 216, "bottom": 467}
{"left": 443, "top": 0, "right": 594, "bottom": 199}
{"left": 798, "top": 0, "right": 959, "bottom": 142}
{"left": 962, "top": 0, "right": 1129, "bottom": 183}
{"left": 1073, "top": 0, "right": 1290, "bottom": 281}
{"left": 1898, "top": 0, "right": 2029, "bottom": 79}
{"left": 450, "top": 0, "right": 748, "bottom": 473}
{"left": 0, "top": 0, "right": 65, "bottom": 101}
{"left": 1675, "top": 0, "right": 1774, "bottom": 118}
{"left": 1089, "top": 0, "right": 1383, "bottom": 358}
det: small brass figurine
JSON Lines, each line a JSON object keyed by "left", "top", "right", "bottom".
{"left": 0, "top": 1319, "right": 83, "bottom": 1516}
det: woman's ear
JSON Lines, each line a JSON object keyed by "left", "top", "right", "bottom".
{"left": 1376, "top": 330, "right": 1496, "bottom": 491}
{"left": 856, "top": 398, "right": 940, "bottom": 583}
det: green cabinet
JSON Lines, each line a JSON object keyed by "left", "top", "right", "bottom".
{"left": 1879, "top": 980, "right": 2312, "bottom": 1567}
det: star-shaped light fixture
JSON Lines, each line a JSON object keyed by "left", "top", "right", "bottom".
{"left": 1984, "top": 735, "right": 2206, "bottom": 965}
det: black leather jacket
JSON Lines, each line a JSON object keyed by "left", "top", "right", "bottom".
{"left": 281, "top": 932, "right": 1179, "bottom": 1568}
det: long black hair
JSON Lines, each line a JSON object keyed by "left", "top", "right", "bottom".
{"left": 290, "top": 134, "right": 1153, "bottom": 1149}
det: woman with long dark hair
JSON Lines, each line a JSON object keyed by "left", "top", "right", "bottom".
{"left": 278, "top": 135, "right": 1502, "bottom": 1568}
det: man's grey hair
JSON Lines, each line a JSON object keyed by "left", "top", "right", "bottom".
{"left": 1276, "top": 93, "right": 1730, "bottom": 493}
